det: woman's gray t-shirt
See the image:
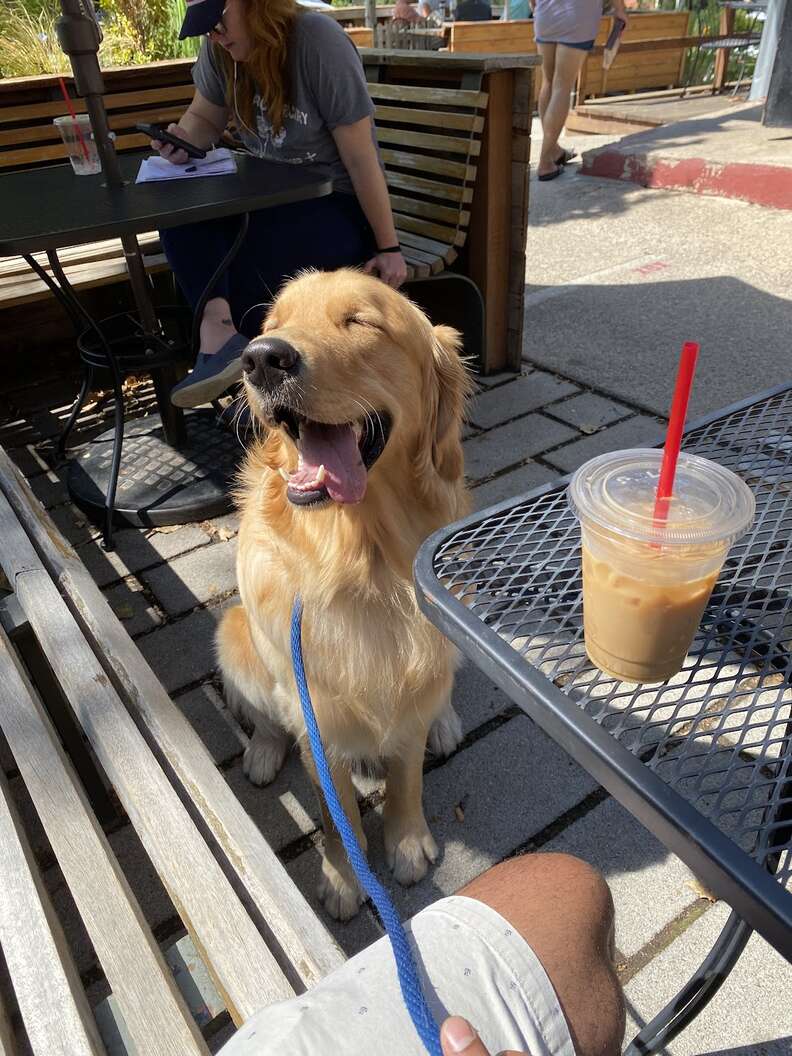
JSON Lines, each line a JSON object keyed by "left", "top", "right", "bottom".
{"left": 192, "top": 12, "right": 374, "bottom": 194}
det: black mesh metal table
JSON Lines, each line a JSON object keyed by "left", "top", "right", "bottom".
{"left": 415, "top": 384, "right": 792, "bottom": 1054}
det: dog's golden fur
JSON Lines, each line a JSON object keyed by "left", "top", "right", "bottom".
{"left": 216, "top": 269, "right": 471, "bottom": 919}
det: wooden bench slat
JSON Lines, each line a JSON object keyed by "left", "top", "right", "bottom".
{"left": 374, "top": 104, "right": 484, "bottom": 133}
{"left": 0, "top": 762, "right": 105, "bottom": 1056}
{"left": 375, "top": 124, "right": 481, "bottom": 157}
{"left": 0, "top": 253, "right": 169, "bottom": 308}
{"left": 0, "top": 488, "right": 295, "bottom": 1029}
{"left": 389, "top": 192, "right": 469, "bottom": 228}
{"left": 385, "top": 168, "right": 473, "bottom": 205}
{"left": 402, "top": 253, "right": 431, "bottom": 279}
{"left": 379, "top": 147, "right": 475, "bottom": 181}
{"left": 366, "top": 81, "right": 488, "bottom": 109}
{"left": 0, "top": 84, "right": 194, "bottom": 126}
{"left": 0, "top": 105, "right": 185, "bottom": 149}
{"left": 400, "top": 242, "right": 444, "bottom": 267}
{"left": 396, "top": 227, "right": 457, "bottom": 261}
{"left": 0, "top": 615, "right": 208, "bottom": 1056}
{"left": 394, "top": 210, "right": 464, "bottom": 245}
{"left": 0, "top": 233, "right": 161, "bottom": 279}
{"left": 0, "top": 452, "right": 346, "bottom": 993}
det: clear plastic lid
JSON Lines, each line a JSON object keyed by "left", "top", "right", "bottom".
{"left": 567, "top": 448, "right": 755, "bottom": 547}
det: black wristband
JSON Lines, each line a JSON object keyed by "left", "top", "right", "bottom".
{"left": 377, "top": 245, "right": 401, "bottom": 254}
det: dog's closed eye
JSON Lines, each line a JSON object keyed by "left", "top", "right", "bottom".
{"left": 342, "top": 313, "right": 383, "bottom": 331}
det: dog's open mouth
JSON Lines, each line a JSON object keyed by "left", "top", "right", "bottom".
{"left": 273, "top": 408, "right": 392, "bottom": 507}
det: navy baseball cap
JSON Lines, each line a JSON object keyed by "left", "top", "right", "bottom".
{"left": 179, "top": 0, "right": 226, "bottom": 39}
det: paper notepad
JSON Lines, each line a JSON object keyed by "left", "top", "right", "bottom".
{"left": 136, "top": 148, "right": 238, "bottom": 183}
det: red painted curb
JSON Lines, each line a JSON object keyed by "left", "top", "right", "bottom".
{"left": 581, "top": 149, "right": 792, "bottom": 210}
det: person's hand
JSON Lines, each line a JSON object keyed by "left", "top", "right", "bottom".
{"left": 363, "top": 250, "right": 408, "bottom": 289}
{"left": 441, "top": 1016, "right": 529, "bottom": 1056}
{"left": 611, "top": 1, "right": 629, "bottom": 29}
{"left": 150, "top": 122, "right": 194, "bottom": 166}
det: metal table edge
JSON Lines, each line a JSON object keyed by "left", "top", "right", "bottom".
{"left": 0, "top": 173, "right": 334, "bottom": 256}
{"left": 414, "top": 380, "right": 792, "bottom": 961}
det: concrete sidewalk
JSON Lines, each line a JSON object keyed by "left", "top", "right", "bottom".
{"left": 1, "top": 131, "right": 791, "bottom": 1054}
{"left": 580, "top": 101, "right": 792, "bottom": 210}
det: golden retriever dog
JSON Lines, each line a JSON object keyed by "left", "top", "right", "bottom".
{"left": 216, "top": 269, "right": 472, "bottom": 920}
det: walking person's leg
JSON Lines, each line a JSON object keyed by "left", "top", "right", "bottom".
{"left": 536, "top": 43, "right": 588, "bottom": 179}
{"left": 537, "top": 41, "right": 556, "bottom": 127}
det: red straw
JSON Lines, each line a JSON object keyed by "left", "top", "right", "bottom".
{"left": 57, "top": 77, "right": 91, "bottom": 162}
{"left": 653, "top": 341, "right": 700, "bottom": 528}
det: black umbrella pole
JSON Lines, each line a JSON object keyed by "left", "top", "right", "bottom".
{"left": 56, "top": 0, "right": 123, "bottom": 187}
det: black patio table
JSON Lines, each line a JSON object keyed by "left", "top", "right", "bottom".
{"left": 415, "top": 383, "right": 792, "bottom": 1055}
{"left": 0, "top": 151, "right": 332, "bottom": 545}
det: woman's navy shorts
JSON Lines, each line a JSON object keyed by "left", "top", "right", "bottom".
{"left": 536, "top": 37, "right": 595, "bottom": 50}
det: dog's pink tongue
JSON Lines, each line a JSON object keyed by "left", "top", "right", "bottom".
{"left": 299, "top": 421, "right": 367, "bottom": 503}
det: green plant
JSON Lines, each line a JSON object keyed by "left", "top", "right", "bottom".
{"left": 0, "top": 0, "right": 199, "bottom": 78}
{"left": 0, "top": 3, "right": 72, "bottom": 76}
{"left": 683, "top": 0, "right": 758, "bottom": 85}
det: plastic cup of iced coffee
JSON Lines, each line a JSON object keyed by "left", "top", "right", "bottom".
{"left": 568, "top": 449, "right": 755, "bottom": 684}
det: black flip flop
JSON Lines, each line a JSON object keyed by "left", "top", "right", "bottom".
{"left": 555, "top": 148, "right": 578, "bottom": 166}
{"left": 538, "top": 166, "right": 564, "bottom": 182}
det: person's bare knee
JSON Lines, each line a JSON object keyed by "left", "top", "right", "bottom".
{"left": 460, "top": 854, "right": 624, "bottom": 1056}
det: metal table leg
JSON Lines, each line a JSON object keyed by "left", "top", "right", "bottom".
{"left": 626, "top": 608, "right": 792, "bottom": 1055}
{"left": 22, "top": 248, "right": 242, "bottom": 547}
{"left": 624, "top": 911, "right": 752, "bottom": 1056}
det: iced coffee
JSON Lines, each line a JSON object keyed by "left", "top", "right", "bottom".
{"left": 568, "top": 450, "right": 755, "bottom": 684}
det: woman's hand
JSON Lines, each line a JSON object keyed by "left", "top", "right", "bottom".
{"left": 611, "top": 0, "right": 629, "bottom": 28}
{"left": 441, "top": 1016, "right": 529, "bottom": 1056}
{"left": 150, "top": 122, "right": 194, "bottom": 166}
{"left": 363, "top": 250, "right": 408, "bottom": 289}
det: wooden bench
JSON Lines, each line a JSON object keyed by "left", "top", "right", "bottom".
{"left": 1, "top": 51, "right": 537, "bottom": 373}
{"left": 361, "top": 50, "right": 536, "bottom": 372}
{"left": 0, "top": 61, "right": 196, "bottom": 308}
{"left": 0, "top": 443, "right": 345, "bottom": 1054}
{"left": 445, "top": 11, "right": 691, "bottom": 98}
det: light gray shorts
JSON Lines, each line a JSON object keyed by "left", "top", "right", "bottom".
{"left": 219, "top": 895, "right": 576, "bottom": 1056}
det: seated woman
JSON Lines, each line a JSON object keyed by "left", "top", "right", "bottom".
{"left": 151, "top": 0, "right": 407, "bottom": 409}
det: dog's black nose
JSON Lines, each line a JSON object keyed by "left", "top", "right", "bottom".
{"left": 242, "top": 337, "right": 301, "bottom": 388}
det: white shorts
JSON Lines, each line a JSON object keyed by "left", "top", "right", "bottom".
{"left": 219, "top": 896, "right": 576, "bottom": 1056}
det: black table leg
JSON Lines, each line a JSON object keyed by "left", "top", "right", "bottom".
{"left": 119, "top": 232, "right": 188, "bottom": 448}
{"left": 624, "top": 911, "right": 752, "bottom": 1056}
{"left": 626, "top": 607, "right": 792, "bottom": 1055}
{"left": 27, "top": 229, "right": 253, "bottom": 543}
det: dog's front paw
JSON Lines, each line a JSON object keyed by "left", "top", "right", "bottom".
{"left": 385, "top": 827, "right": 439, "bottom": 886}
{"left": 427, "top": 705, "right": 463, "bottom": 758}
{"left": 243, "top": 728, "right": 289, "bottom": 786}
{"left": 318, "top": 859, "right": 364, "bottom": 921}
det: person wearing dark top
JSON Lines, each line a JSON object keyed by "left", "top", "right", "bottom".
{"left": 454, "top": 0, "right": 492, "bottom": 20}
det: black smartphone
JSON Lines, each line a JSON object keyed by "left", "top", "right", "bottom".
{"left": 135, "top": 123, "right": 207, "bottom": 160}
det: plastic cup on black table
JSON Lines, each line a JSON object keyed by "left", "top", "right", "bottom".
{"left": 53, "top": 114, "right": 101, "bottom": 175}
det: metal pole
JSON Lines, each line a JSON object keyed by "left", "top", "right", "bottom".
{"left": 764, "top": 0, "right": 792, "bottom": 124}
{"left": 365, "top": 0, "right": 377, "bottom": 30}
{"left": 56, "top": 0, "right": 122, "bottom": 187}
{"left": 56, "top": 0, "right": 186, "bottom": 445}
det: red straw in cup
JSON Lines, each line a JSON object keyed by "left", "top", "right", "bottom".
{"left": 653, "top": 341, "right": 700, "bottom": 530}
{"left": 58, "top": 76, "right": 91, "bottom": 163}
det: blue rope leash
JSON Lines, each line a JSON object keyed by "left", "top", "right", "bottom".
{"left": 290, "top": 596, "right": 442, "bottom": 1056}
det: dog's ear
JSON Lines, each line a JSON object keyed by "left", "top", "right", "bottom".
{"left": 427, "top": 324, "right": 471, "bottom": 481}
